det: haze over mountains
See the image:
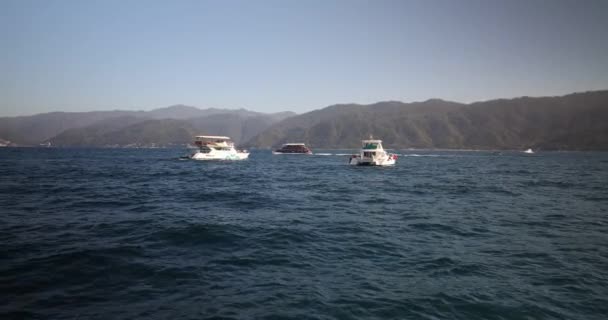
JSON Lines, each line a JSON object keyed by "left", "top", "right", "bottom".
{"left": 0, "top": 106, "right": 295, "bottom": 147}
{"left": 1, "top": 90, "right": 607, "bottom": 150}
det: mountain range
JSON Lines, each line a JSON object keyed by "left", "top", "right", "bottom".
{"left": 247, "top": 90, "right": 608, "bottom": 150}
{"left": 0, "top": 106, "right": 295, "bottom": 147}
{"left": 1, "top": 90, "right": 607, "bottom": 150}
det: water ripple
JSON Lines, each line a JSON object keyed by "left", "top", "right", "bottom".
{"left": 1, "top": 148, "right": 607, "bottom": 319}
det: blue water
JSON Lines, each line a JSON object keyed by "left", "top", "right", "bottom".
{"left": 1, "top": 148, "right": 608, "bottom": 319}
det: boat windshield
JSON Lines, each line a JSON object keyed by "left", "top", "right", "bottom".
{"left": 282, "top": 145, "right": 307, "bottom": 149}
{"left": 363, "top": 143, "right": 378, "bottom": 149}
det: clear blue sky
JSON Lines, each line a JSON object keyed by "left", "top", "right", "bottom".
{"left": 1, "top": 0, "right": 607, "bottom": 116}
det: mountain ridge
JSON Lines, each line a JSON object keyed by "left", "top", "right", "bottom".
{"left": 245, "top": 90, "right": 608, "bottom": 150}
{"left": 1, "top": 90, "right": 607, "bottom": 150}
{"left": 0, "top": 106, "right": 295, "bottom": 146}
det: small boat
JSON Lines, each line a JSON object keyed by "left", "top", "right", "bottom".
{"left": 524, "top": 148, "right": 534, "bottom": 154}
{"left": 349, "top": 138, "right": 397, "bottom": 166}
{"left": 189, "top": 135, "right": 249, "bottom": 160}
{"left": 273, "top": 143, "right": 312, "bottom": 154}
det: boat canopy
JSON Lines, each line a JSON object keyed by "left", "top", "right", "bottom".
{"left": 195, "top": 135, "right": 231, "bottom": 141}
{"left": 362, "top": 140, "right": 383, "bottom": 150}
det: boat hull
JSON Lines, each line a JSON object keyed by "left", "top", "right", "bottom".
{"left": 191, "top": 151, "right": 249, "bottom": 160}
{"left": 349, "top": 156, "right": 396, "bottom": 166}
{"left": 272, "top": 151, "right": 312, "bottom": 155}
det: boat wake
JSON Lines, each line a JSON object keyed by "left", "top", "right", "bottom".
{"left": 277, "top": 152, "right": 451, "bottom": 158}
{"left": 397, "top": 154, "right": 442, "bottom": 157}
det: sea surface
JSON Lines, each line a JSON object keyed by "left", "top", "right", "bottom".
{"left": 1, "top": 148, "right": 608, "bottom": 319}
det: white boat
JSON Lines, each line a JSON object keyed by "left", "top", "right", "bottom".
{"left": 524, "top": 148, "right": 534, "bottom": 154}
{"left": 189, "top": 135, "right": 249, "bottom": 160}
{"left": 349, "top": 138, "right": 397, "bottom": 166}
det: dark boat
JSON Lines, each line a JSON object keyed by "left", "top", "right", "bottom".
{"left": 273, "top": 143, "right": 312, "bottom": 154}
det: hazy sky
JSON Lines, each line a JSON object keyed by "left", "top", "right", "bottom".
{"left": 1, "top": 0, "right": 607, "bottom": 116}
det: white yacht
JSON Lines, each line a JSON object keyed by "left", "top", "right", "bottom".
{"left": 349, "top": 138, "right": 397, "bottom": 166}
{"left": 189, "top": 136, "right": 249, "bottom": 160}
{"left": 524, "top": 148, "right": 534, "bottom": 154}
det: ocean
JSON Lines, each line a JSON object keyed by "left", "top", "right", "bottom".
{"left": 1, "top": 148, "right": 607, "bottom": 319}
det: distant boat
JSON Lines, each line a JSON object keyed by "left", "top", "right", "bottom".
{"left": 349, "top": 138, "right": 397, "bottom": 166}
{"left": 273, "top": 143, "right": 312, "bottom": 154}
{"left": 524, "top": 148, "right": 534, "bottom": 154}
{"left": 188, "top": 135, "right": 249, "bottom": 160}
{"left": 39, "top": 141, "right": 51, "bottom": 147}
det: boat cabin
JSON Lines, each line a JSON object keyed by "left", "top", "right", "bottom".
{"left": 362, "top": 139, "right": 384, "bottom": 150}
{"left": 275, "top": 143, "right": 312, "bottom": 154}
{"left": 195, "top": 135, "right": 234, "bottom": 152}
{"left": 360, "top": 140, "right": 385, "bottom": 157}
{"left": 195, "top": 135, "right": 232, "bottom": 146}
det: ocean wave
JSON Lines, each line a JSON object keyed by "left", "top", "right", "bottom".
{"left": 2, "top": 148, "right": 607, "bottom": 319}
